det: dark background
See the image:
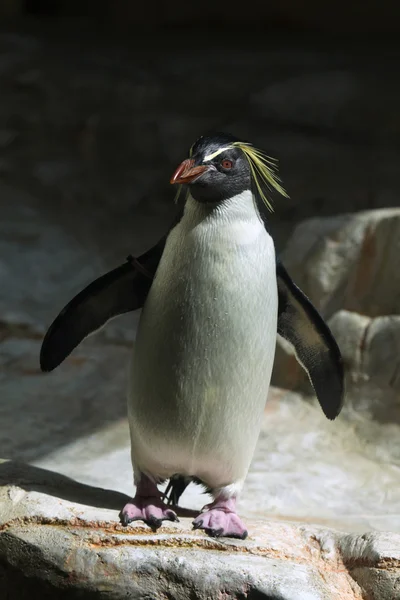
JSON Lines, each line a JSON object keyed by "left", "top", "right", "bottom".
{"left": 1, "top": 1, "right": 400, "bottom": 257}
{"left": 10, "top": 0, "right": 400, "bottom": 32}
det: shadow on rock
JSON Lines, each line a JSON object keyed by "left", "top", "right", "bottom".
{"left": 0, "top": 460, "right": 198, "bottom": 518}
{"left": 0, "top": 460, "right": 131, "bottom": 510}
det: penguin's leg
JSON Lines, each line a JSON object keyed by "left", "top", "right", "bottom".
{"left": 119, "top": 473, "right": 178, "bottom": 529}
{"left": 192, "top": 483, "right": 248, "bottom": 540}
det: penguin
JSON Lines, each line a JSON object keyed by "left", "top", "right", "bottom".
{"left": 40, "top": 132, "right": 344, "bottom": 540}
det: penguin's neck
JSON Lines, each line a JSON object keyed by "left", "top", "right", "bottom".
{"left": 181, "top": 190, "right": 263, "bottom": 228}
{"left": 171, "top": 190, "right": 269, "bottom": 253}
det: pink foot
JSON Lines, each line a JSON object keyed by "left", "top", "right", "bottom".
{"left": 119, "top": 474, "right": 178, "bottom": 530}
{"left": 192, "top": 497, "right": 248, "bottom": 540}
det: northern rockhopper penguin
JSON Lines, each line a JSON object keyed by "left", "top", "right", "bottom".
{"left": 40, "top": 133, "right": 344, "bottom": 539}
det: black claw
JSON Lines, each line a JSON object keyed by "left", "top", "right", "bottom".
{"left": 119, "top": 512, "right": 133, "bottom": 527}
{"left": 207, "top": 527, "right": 224, "bottom": 538}
{"left": 226, "top": 530, "right": 248, "bottom": 540}
{"left": 191, "top": 521, "right": 248, "bottom": 540}
{"left": 146, "top": 516, "right": 163, "bottom": 529}
{"left": 168, "top": 512, "right": 179, "bottom": 522}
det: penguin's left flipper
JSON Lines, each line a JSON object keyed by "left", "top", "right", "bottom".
{"left": 276, "top": 260, "right": 344, "bottom": 420}
{"left": 40, "top": 239, "right": 165, "bottom": 373}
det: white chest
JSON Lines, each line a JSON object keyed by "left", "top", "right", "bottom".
{"left": 142, "top": 193, "right": 277, "bottom": 364}
{"left": 129, "top": 192, "right": 278, "bottom": 483}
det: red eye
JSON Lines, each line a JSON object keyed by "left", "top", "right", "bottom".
{"left": 221, "top": 159, "right": 233, "bottom": 169}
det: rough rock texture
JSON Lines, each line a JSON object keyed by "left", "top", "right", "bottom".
{"left": 329, "top": 311, "right": 400, "bottom": 394}
{"left": 272, "top": 208, "right": 400, "bottom": 400}
{"left": 280, "top": 208, "right": 400, "bottom": 319}
{"left": 1, "top": 460, "right": 400, "bottom": 600}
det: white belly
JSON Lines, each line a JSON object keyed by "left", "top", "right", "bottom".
{"left": 128, "top": 193, "right": 278, "bottom": 488}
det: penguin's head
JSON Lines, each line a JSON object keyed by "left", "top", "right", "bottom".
{"left": 170, "top": 132, "right": 288, "bottom": 209}
{"left": 170, "top": 133, "right": 250, "bottom": 204}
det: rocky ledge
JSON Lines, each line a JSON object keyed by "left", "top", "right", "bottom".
{"left": 1, "top": 460, "right": 399, "bottom": 600}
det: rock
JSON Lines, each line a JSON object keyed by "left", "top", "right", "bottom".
{"left": 362, "top": 316, "right": 400, "bottom": 391}
{"left": 0, "top": 334, "right": 131, "bottom": 465}
{"left": 280, "top": 208, "right": 400, "bottom": 319}
{"left": 0, "top": 180, "right": 150, "bottom": 337}
{"left": 339, "top": 532, "right": 400, "bottom": 600}
{"left": 273, "top": 309, "right": 400, "bottom": 410}
{"left": 327, "top": 311, "right": 371, "bottom": 380}
{"left": 272, "top": 208, "right": 400, "bottom": 395}
{"left": 1, "top": 460, "right": 400, "bottom": 600}
{"left": 326, "top": 311, "right": 400, "bottom": 428}
{"left": 2, "top": 331, "right": 400, "bottom": 534}
{"left": 329, "top": 311, "right": 400, "bottom": 393}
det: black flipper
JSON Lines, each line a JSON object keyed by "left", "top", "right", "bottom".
{"left": 40, "top": 238, "right": 166, "bottom": 372}
{"left": 276, "top": 260, "right": 344, "bottom": 420}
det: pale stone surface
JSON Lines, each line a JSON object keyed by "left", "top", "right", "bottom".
{"left": 339, "top": 532, "right": 400, "bottom": 600}
{"left": 329, "top": 311, "right": 400, "bottom": 394}
{"left": 272, "top": 209, "right": 400, "bottom": 400}
{"left": 1, "top": 459, "right": 399, "bottom": 600}
{"left": 274, "top": 309, "right": 400, "bottom": 410}
{"left": 2, "top": 332, "right": 400, "bottom": 534}
{"left": 280, "top": 208, "right": 400, "bottom": 319}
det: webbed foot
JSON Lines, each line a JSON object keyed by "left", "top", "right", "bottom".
{"left": 192, "top": 497, "right": 248, "bottom": 539}
{"left": 120, "top": 474, "right": 178, "bottom": 530}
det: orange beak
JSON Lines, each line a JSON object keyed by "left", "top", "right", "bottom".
{"left": 170, "top": 159, "right": 209, "bottom": 184}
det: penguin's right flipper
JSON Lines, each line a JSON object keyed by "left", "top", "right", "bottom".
{"left": 40, "top": 239, "right": 165, "bottom": 373}
{"left": 276, "top": 260, "right": 344, "bottom": 421}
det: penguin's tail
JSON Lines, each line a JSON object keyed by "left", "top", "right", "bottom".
{"left": 164, "top": 475, "right": 191, "bottom": 505}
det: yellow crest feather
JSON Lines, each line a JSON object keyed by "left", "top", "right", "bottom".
{"left": 232, "top": 141, "right": 288, "bottom": 212}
